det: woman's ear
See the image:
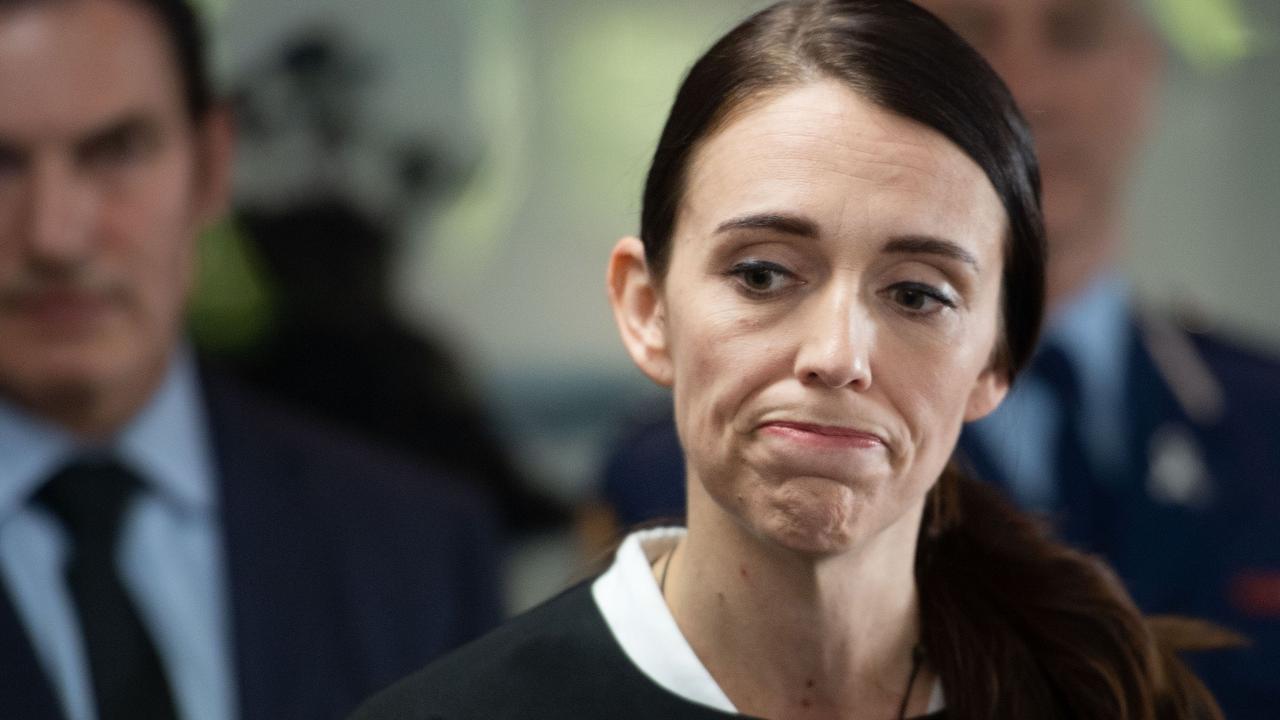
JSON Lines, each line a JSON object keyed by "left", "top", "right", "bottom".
{"left": 607, "top": 236, "right": 673, "bottom": 387}
{"left": 963, "top": 365, "right": 1010, "bottom": 422}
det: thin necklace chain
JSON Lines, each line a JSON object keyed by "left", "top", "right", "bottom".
{"left": 657, "top": 544, "right": 924, "bottom": 719}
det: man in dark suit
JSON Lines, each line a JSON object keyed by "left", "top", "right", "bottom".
{"left": 0, "top": 1, "right": 501, "bottom": 719}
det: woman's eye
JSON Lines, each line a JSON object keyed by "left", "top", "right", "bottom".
{"left": 888, "top": 282, "right": 956, "bottom": 314}
{"left": 728, "top": 261, "right": 796, "bottom": 296}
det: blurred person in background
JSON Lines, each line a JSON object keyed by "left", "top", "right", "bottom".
{"left": 593, "top": 0, "right": 1280, "bottom": 714}
{"left": 211, "top": 29, "right": 566, "bottom": 536}
{"left": 914, "top": 0, "right": 1280, "bottom": 715}
{"left": 0, "top": 1, "right": 501, "bottom": 719}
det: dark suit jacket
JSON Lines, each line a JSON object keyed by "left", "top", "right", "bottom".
{"left": 0, "top": 372, "right": 503, "bottom": 720}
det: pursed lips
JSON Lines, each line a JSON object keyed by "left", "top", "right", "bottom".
{"left": 756, "top": 420, "right": 886, "bottom": 450}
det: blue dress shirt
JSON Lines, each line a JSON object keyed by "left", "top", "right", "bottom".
{"left": 968, "top": 274, "right": 1133, "bottom": 510}
{"left": 0, "top": 348, "right": 237, "bottom": 720}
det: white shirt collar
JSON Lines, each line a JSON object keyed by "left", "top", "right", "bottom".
{"left": 592, "top": 527, "right": 737, "bottom": 713}
{"left": 0, "top": 398, "right": 74, "bottom": 521}
{"left": 592, "top": 528, "right": 945, "bottom": 715}
{"left": 0, "top": 346, "right": 217, "bottom": 520}
{"left": 115, "top": 346, "right": 218, "bottom": 513}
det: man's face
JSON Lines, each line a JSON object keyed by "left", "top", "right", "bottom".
{"left": 916, "top": 0, "right": 1160, "bottom": 253}
{"left": 0, "top": 0, "right": 228, "bottom": 429}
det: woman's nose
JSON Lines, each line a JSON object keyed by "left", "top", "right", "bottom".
{"left": 792, "top": 289, "right": 872, "bottom": 390}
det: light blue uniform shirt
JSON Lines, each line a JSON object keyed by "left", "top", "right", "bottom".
{"left": 969, "top": 274, "right": 1132, "bottom": 510}
{"left": 0, "top": 349, "right": 237, "bottom": 720}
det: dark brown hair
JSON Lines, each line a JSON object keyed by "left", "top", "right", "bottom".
{"left": 640, "top": 0, "right": 1225, "bottom": 716}
{"left": 920, "top": 469, "right": 1229, "bottom": 718}
{"left": 641, "top": 0, "right": 1043, "bottom": 377}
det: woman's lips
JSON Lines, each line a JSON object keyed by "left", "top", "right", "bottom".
{"left": 758, "top": 421, "right": 885, "bottom": 449}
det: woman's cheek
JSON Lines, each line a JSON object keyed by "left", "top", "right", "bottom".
{"left": 682, "top": 302, "right": 765, "bottom": 384}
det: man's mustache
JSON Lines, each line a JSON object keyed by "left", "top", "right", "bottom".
{"left": 0, "top": 268, "right": 127, "bottom": 308}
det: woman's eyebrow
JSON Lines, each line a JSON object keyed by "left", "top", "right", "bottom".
{"left": 884, "top": 235, "right": 980, "bottom": 271}
{"left": 714, "top": 212, "right": 819, "bottom": 238}
{"left": 713, "top": 216, "right": 981, "bottom": 271}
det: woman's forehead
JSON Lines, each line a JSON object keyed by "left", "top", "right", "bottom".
{"left": 678, "top": 80, "right": 1005, "bottom": 251}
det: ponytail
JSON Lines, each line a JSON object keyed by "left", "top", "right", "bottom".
{"left": 916, "top": 465, "right": 1236, "bottom": 719}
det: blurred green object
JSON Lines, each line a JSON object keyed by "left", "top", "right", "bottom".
{"left": 1149, "top": 0, "right": 1256, "bottom": 70}
{"left": 188, "top": 216, "right": 276, "bottom": 353}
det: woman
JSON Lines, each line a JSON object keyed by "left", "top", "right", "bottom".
{"left": 352, "top": 1, "right": 1226, "bottom": 718}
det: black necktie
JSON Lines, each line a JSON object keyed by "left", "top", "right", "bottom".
{"left": 35, "top": 459, "right": 179, "bottom": 720}
{"left": 1029, "top": 344, "right": 1107, "bottom": 552}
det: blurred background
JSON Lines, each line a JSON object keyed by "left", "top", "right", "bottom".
{"left": 190, "top": 0, "right": 1278, "bottom": 610}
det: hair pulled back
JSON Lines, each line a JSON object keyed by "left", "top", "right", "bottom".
{"left": 641, "top": 0, "right": 1043, "bottom": 377}
{"left": 640, "top": 2, "right": 1225, "bottom": 717}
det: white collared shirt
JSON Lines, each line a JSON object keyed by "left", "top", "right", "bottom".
{"left": 592, "top": 527, "right": 945, "bottom": 715}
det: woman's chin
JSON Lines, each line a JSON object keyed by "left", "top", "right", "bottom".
{"left": 752, "top": 477, "right": 866, "bottom": 557}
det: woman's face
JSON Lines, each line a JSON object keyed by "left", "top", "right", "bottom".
{"left": 611, "top": 80, "right": 1009, "bottom": 557}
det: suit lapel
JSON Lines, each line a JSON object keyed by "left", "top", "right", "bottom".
{"left": 1109, "top": 317, "right": 1228, "bottom": 611}
{"left": 1125, "top": 314, "right": 1231, "bottom": 506}
{"left": 202, "top": 373, "right": 353, "bottom": 720}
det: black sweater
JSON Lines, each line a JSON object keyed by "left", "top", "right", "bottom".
{"left": 350, "top": 582, "right": 947, "bottom": 720}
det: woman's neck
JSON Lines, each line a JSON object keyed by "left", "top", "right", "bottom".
{"left": 660, "top": 496, "right": 934, "bottom": 719}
